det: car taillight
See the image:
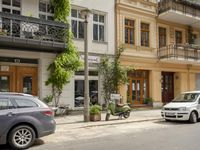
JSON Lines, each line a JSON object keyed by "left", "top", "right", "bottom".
{"left": 42, "top": 110, "right": 53, "bottom": 117}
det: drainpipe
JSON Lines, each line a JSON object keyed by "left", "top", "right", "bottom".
{"left": 115, "top": 0, "right": 118, "bottom": 51}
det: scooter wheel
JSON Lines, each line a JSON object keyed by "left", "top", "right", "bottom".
{"left": 105, "top": 114, "right": 110, "bottom": 121}
{"left": 123, "top": 111, "right": 130, "bottom": 119}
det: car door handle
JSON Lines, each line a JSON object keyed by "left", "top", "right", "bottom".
{"left": 6, "top": 112, "right": 16, "bottom": 117}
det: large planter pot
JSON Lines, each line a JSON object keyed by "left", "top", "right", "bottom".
{"left": 90, "top": 113, "right": 101, "bottom": 121}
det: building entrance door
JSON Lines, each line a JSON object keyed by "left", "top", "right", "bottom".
{"left": 129, "top": 79, "right": 144, "bottom": 105}
{"left": 0, "top": 66, "right": 38, "bottom": 95}
{"left": 128, "top": 70, "right": 149, "bottom": 106}
{"left": 16, "top": 66, "right": 38, "bottom": 95}
{"left": 162, "top": 72, "right": 174, "bottom": 103}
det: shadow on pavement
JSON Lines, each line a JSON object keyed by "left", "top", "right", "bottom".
{"left": 154, "top": 120, "right": 196, "bottom": 125}
{"left": 31, "top": 139, "right": 45, "bottom": 148}
{"left": 0, "top": 139, "right": 45, "bottom": 150}
{"left": 0, "top": 144, "right": 12, "bottom": 150}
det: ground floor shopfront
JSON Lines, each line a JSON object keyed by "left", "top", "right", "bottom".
{"left": 0, "top": 49, "right": 105, "bottom": 108}
{"left": 119, "top": 56, "right": 200, "bottom": 107}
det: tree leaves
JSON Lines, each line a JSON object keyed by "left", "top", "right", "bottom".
{"left": 51, "top": 0, "right": 70, "bottom": 23}
{"left": 99, "top": 45, "right": 129, "bottom": 105}
{"left": 46, "top": 0, "right": 82, "bottom": 106}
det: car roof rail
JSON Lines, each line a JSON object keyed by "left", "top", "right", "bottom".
{"left": 0, "top": 92, "right": 34, "bottom": 97}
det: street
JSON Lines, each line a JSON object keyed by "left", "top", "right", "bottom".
{"left": 1, "top": 119, "right": 200, "bottom": 150}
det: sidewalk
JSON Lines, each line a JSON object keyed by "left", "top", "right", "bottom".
{"left": 55, "top": 109, "right": 163, "bottom": 128}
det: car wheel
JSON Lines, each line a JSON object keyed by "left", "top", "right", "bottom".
{"left": 189, "top": 111, "right": 197, "bottom": 123}
{"left": 8, "top": 125, "right": 36, "bottom": 150}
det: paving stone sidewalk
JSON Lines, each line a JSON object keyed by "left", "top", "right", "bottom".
{"left": 55, "top": 109, "right": 163, "bottom": 129}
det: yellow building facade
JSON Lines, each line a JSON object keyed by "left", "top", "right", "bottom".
{"left": 116, "top": 0, "right": 200, "bottom": 107}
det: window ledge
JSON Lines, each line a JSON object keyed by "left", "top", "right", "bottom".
{"left": 138, "top": 46, "right": 155, "bottom": 51}
{"left": 92, "top": 40, "right": 108, "bottom": 44}
{"left": 125, "top": 44, "right": 155, "bottom": 51}
{"left": 73, "top": 38, "right": 84, "bottom": 41}
{"left": 125, "top": 44, "right": 137, "bottom": 49}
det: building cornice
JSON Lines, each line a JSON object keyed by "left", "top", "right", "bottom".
{"left": 116, "top": 2, "right": 156, "bottom": 17}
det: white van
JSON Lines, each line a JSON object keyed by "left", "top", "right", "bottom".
{"left": 161, "top": 91, "right": 200, "bottom": 123}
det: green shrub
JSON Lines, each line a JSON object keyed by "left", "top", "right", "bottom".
{"left": 90, "top": 104, "right": 102, "bottom": 115}
{"left": 143, "top": 97, "right": 153, "bottom": 104}
{"left": 43, "top": 95, "right": 53, "bottom": 104}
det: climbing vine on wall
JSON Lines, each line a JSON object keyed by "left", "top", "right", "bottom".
{"left": 46, "top": 0, "right": 82, "bottom": 107}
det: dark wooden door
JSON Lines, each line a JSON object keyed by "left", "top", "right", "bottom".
{"left": 162, "top": 72, "right": 174, "bottom": 103}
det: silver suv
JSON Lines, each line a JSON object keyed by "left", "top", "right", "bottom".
{"left": 0, "top": 93, "right": 56, "bottom": 149}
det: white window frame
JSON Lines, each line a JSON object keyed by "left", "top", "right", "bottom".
{"left": 39, "top": 0, "right": 54, "bottom": 20}
{"left": 1, "top": 0, "right": 21, "bottom": 14}
{"left": 1, "top": 0, "right": 21, "bottom": 36}
{"left": 93, "top": 12, "right": 106, "bottom": 42}
{"left": 70, "top": 8, "right": 84, "bottom": 39}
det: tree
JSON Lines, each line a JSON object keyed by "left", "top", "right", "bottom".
{"left": 46, "top": 0, "right": 82, "bottom": 107}
{"left": 99, "top": 45, "right": 130, "bottom": 106}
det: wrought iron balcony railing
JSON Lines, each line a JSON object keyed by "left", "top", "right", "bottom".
{"left": 0, "top": 12, "right": 68, "bottom": 52}
{"left": 158, "top": 0, "right": 200, "bottom": 18}
{"left": 158, "top": 44, "right": 200, "bottom": 62}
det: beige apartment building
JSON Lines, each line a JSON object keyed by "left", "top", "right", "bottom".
{"left": 116, "top": 0, "right": 200, "bottom": 107}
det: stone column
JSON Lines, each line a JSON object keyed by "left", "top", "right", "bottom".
{"left": 150, "top": 70, "right": 162, "bottom": 107}
{"left": 119, "top": 84, "right": 127, "bottom": 104}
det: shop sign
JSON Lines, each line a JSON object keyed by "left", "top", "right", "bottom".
{"left": 80, "top": 55, "right": 100, "bottom": 64}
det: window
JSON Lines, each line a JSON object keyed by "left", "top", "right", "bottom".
{"left": 74, "top": 70, "right": 99, "bottom": 107}
{"left": 2, "top": 0, "right": 21, "bottom": 14}
{"left": 159, "top": 27, "right": 167, "bottom": 48}
{"left": 190, "top": 33, "right": 197, "bottom": 44}
{"left": 71, "top": 9, "right": 84, "bottom": 39}
{"left": 141, "top": 23, "right": 150, "bottom": 47}
{"left": 23, "top": 76, "right": 32, "bottom": 94}
{"left": 74, "top": 80, "right": 98, "bottom": 107}
{"left": 15, "top": 99, "right": 38, "bottom": 108}
{"left": 39, "top": 1, "right": 54, "bottom": 21}
{"left": 0, "top": 76, "right": 10, "bottom": 92}
{"left": 125, "top": 19, "right": 134, "bottom": 44}
{"left": 39, "top": 1, "right": 55, "bottom": 38}
{"left": 93, "top": 13, "right": 105, "bottom": 42}
{"left": 0, "top": 98, "right": 13, "bottom": 110}
{"left": 175, "top": 30, "right": 182, "bottom": 44}
{"left": 2, "top": 0, "right": 21, "bottom": 37}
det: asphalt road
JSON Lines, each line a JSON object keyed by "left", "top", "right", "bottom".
{"left": 1, "top": 120, "right": 200, "bottom": 150}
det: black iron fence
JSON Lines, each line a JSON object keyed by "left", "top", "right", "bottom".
{"left": 0, "top": 12, "right": 68, "bottom": 44}
{"left": 158, "top": 44, "right": 200, "bottom": 61}
{"left": 158, "top": 0, "right": 200, "bottom": 17}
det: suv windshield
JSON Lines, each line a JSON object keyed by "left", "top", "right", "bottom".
{"left": 172, "top": 93, "right": 200, "bottom": 102}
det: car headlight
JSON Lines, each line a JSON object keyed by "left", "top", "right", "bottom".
{"left": 179, "top": 107, "right": 187, "bottom": 111}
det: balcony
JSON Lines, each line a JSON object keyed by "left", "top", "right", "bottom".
{"left": 0, "top": 12, "right": 68, "bottom": 53}
{"left": 158, "top": 0, "right": 200, "bottom": 28}
{"left": 158, "top": 44, "right": 200, "bottom": 64}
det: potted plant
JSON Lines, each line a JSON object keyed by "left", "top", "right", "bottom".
{"left": 143, "top": 97, "right": 153, "bottom": 106}
{"left": 90, "top": 104, "right": 102, "bottom": 121}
